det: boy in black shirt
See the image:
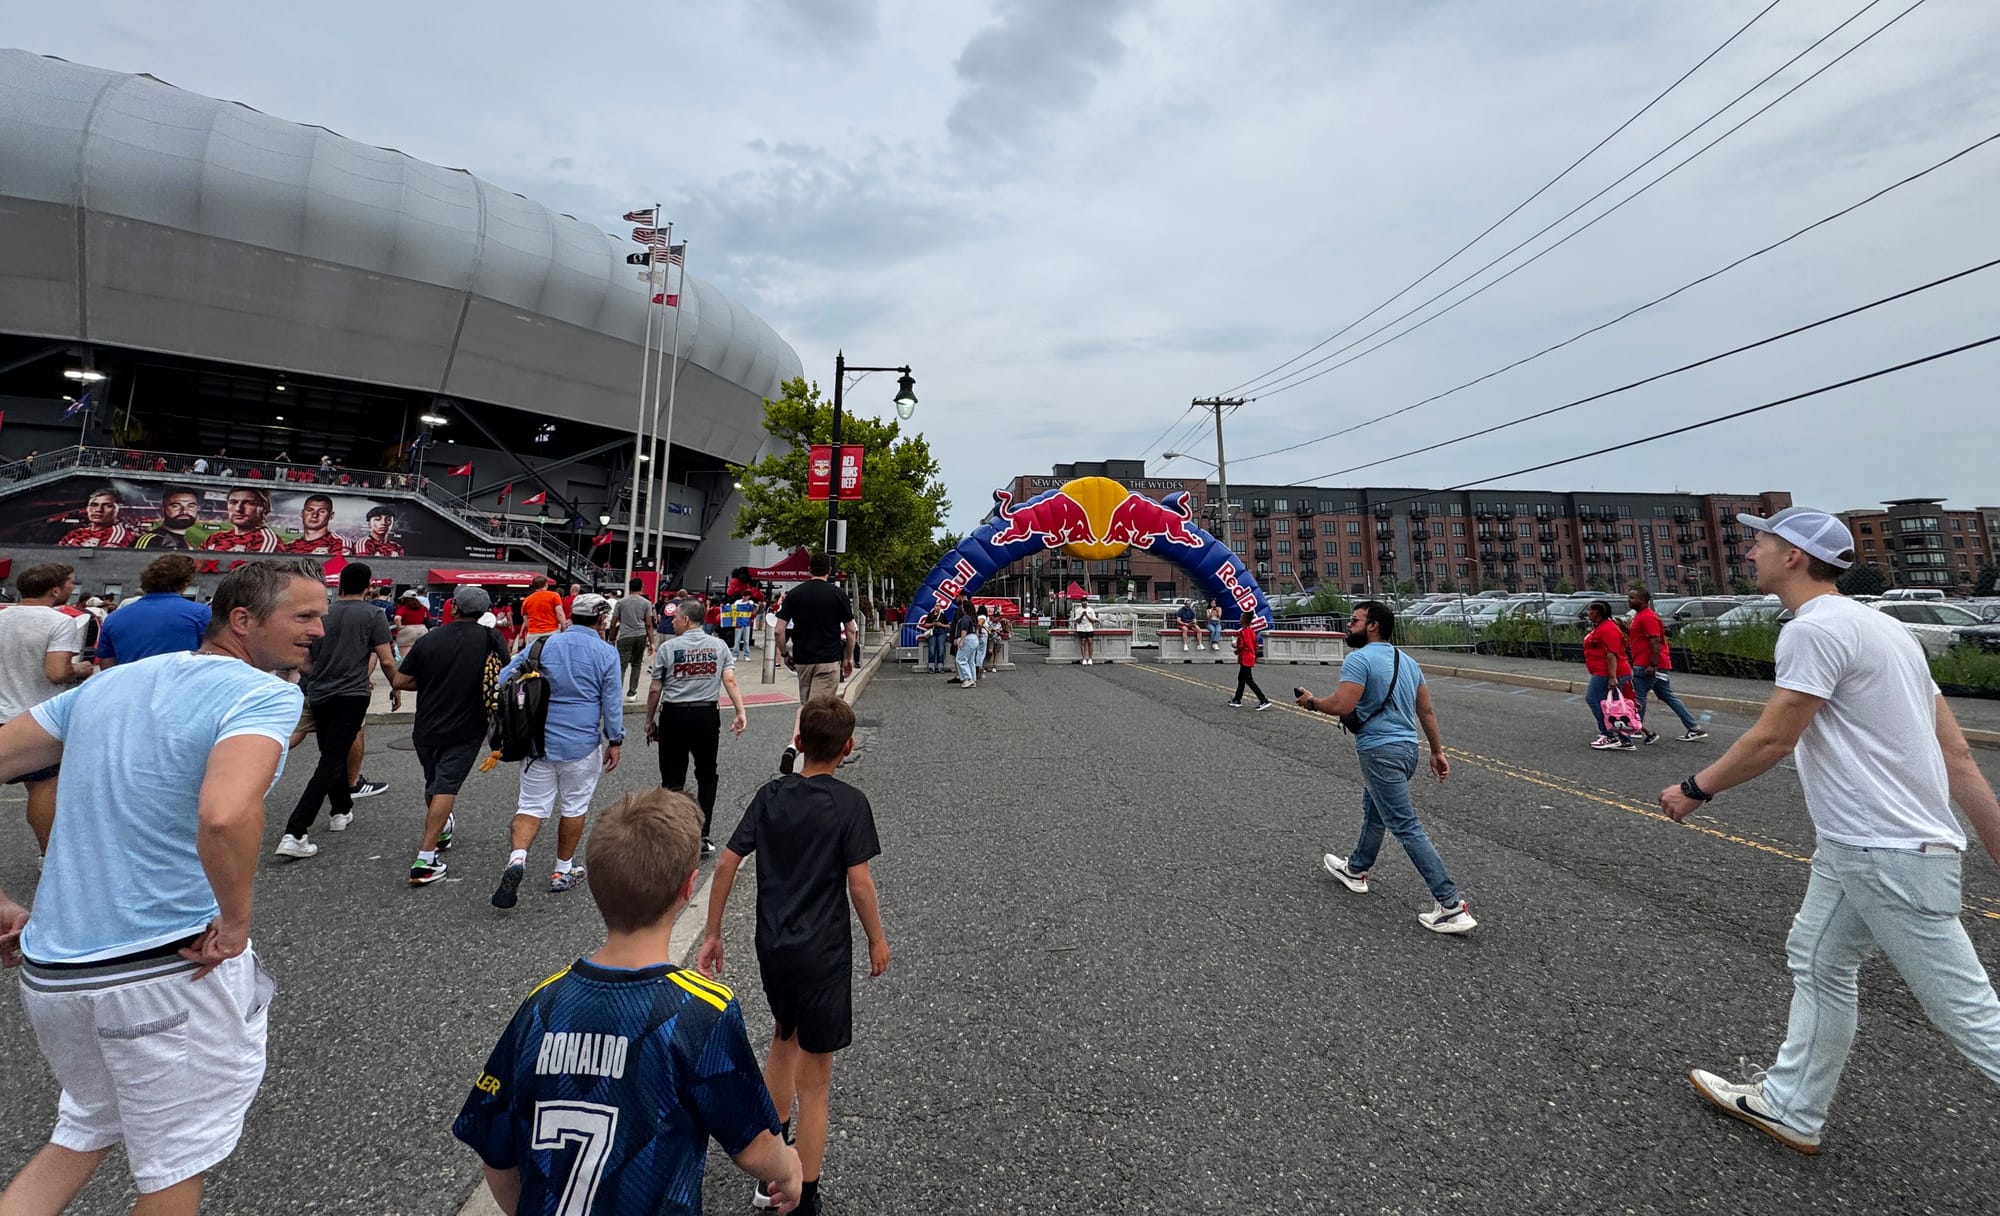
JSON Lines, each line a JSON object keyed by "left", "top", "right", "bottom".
{"left": 699, "top": 698, "right": 888, "bottom": 1216}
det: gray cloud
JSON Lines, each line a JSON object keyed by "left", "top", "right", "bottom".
{"left": 752, "top": 0, "right": 881, "bottom": 50}
{"left": 947, "top": 0, "right": 1141, "bottom": 151}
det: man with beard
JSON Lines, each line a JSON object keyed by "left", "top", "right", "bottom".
{"left": 56, "top": 487, "right": 136, "bottom": 549}
{"left": 284, "top": 494, "right": 347, "bottom": 557}
{"left": 1296, "top": 600, "right": 1475, "bottom": 935}
{"left": 201, "top": 488, "right": 284, "bottom": 553}
{"left": 133, "top": 486, "right": 202, "bottom": 550}
{"left": 356, "top": 505, "right": 404, "bottom": 557}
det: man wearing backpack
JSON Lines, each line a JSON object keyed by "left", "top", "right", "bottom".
{"left": 1296, "top": 601, "right": 1476, "bottom": 935}
{"left": 488, "top": 593, "right": 624, "bottom": 909}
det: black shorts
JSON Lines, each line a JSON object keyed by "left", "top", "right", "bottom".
{"left": 416, "top": 738, "right": 483, "bottom": 797}
{"left": 761, "top": 967, "right": 852, "bottom": 1054}
{"left": 0, "top": 719, "right": 57, "bottom": 784}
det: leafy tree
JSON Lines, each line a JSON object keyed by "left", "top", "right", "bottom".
{"left": 1975, "top": 563, "right": 1998, "bottom": 596}
{"left": 1731, "top": 576, "right": 1757, "bottom": 595}
{"left": 1837, "top": 563, "right": 1891, "bottom": 597}
{"left": 732, "top": 377, "right": 950, "bottom": 593}
{"left": 1696, "top": 574, "right": 1721, "bottom": 595}
{"left": 1437, "top": 577, "right": 1457, "bottom": 593}
{"left": 1479, "top": 577, "right": 1499, "bottom": 592}
{"left": 1554, "top": 577, "right": 1576, "bottom": 594}
{"left": 1587, "top": 574, "right": 1610, "bottom": 592}
{"left": 1302, "top": 586, "right": 1351, "bottom": 616}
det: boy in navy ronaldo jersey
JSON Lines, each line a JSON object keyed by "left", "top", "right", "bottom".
{"left": 453, "top": 790, "right": 802, "bottom": 1214}
{"left": 699, "top": 697, "right": 889, "bottom": 1216}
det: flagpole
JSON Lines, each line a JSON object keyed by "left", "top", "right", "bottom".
{"left": 641, "top": 222, "right": 673, "bottom": 583}
{"left": 623, "top": 202, "right": 661, "bottom": 586}
{"left": 649, "top": 240, "right": 687, "bottom": 587}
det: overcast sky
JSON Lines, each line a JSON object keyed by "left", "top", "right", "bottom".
{"left": 15, "top": 0, "right": 2000, "bottom": 530}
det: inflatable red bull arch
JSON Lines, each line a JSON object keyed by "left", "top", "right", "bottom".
{"left": 912, "top": 476, "right": 1272, "bottom": 626}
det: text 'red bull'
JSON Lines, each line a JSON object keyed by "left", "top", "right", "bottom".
{"left": 1215, "top": 559, "right": 1261, "bottom": 621}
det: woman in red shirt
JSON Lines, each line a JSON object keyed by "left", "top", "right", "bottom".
{"left": 1582, "top": 601, "right": 1636, "bottom": 751}
{"left": 1226, "top": 615, "right": 1273, "bottom": 709}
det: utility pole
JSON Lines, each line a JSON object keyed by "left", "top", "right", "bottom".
{"left": 1191, "top": 396, "right": 1245, "bottom": 539}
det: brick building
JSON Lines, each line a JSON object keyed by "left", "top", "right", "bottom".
{"left": 999, "top": 461, "right": 1791, "bottom": 601}
{"left": 1840, "top": 499, "right": 1998, "bottom": 593}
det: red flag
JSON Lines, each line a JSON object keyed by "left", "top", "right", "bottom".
{"left": 497, "top": 483, "right": 512, "bottom": 504}
{"left": 450, "top": 461, "right": 472, "bottom": 476}
{"left": 521, "top": 491, "right": 547, "bottom": 506}
{"left": 592, "top": 530, "right": 614, "bottom": 547}
{"left": 652, "top": 293, "right": 680, "bottom": 306}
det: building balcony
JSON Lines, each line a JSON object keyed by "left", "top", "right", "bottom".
{"left": 1297, "top": 525, "right": 1316, "bottom": 539}
{"left": 1252, "top": 525, "right": 1272, "bottom": 539}
{"left": 1254, "top": 547, "right": 1273, "bottom": 561}
{"left": 1501, "top": 552, "right": 1519, "bottom": 564}
{"left": 1298, "top": 547, "right": 1317, "bottom": 561}
{"left": 1410, "top": 526, "right": 1431, "bottom": 542}
{"left": 1293, "top": 501, "right": 1314, "bottom": 516}
{"left": 1376, "top": 546, "right": 1397, "bottom": 561}
{"left": 1376, "top": 524, "right": 1396, "bottom": 540}
{"left": 1251, "top": 502, "right": 1271, "bottom": 517}
{"left": 1373, "top": 505, "right": 1394, "bottom": 520}
{"left": 1479, "top": 548, "right": 1498, "bottom": 562}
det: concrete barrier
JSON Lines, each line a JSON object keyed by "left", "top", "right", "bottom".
{"left": 1046, "top": 629, "right": 1135, "bottom": 663}
{"left": 1156, "top": 630, "right": 1229, "bottom": 663}
{"left": 1261, "top": 630, "right": 1347, "bottom": 664}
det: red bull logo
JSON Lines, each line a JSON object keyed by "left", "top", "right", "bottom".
{"left": 990, "top": 488, "right": 1095, "bottom": 547}
{"left": 1215, "top": 559, "right": 1261, "bottom": 619}
{"left": 1099, "top": 491, "right": 1204, "bottom": 551}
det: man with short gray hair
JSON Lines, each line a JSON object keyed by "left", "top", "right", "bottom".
{"left": 646, "top": 600, "right": 748, "bottom": 855}
{"left": 0, "top": 559, "right": 322, "bottom": 1212}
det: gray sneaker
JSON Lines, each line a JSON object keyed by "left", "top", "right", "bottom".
{"left": 1321, "top": 854, "right": 1369, "bottom": 893}
{"left": 1688, "top": 1067, "right": 1819, "bottom": 1154}
{"left": 1417, "top": 899, "right": 1477, "bottom": 934}
{"left": 549, "top": 865, "right": 587, "bottom": 893}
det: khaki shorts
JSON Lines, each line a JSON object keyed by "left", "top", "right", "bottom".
{"left": 796, "top": 662, "right": 842, "bottom": 704}
{"left": 21, "top": 947, "right": 273, "bottom": 1194}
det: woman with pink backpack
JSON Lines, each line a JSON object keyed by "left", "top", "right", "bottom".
{"left": 1582, "top": 600, "right": 1641, "bottom": 751}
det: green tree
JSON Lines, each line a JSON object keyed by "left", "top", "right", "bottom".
{"left": 1437, "top": 577, "right": 1457, "bottom": 593}
{"left": 1975, "top": 563, "right": 1998, "bottom": 596}
{"left": 731, "top": 377, "right": 950, "bottom": 590}
{"left": 1731, "top": 576, "right": 1757, "bottom": 595}
{"left": 1587, "top": 574, "right": 1610, "bottom": 592}
{"left": 1837, "top": 563, "right": 1891, "bottom": 597}
{"left": 1554, "top": 577, "right": 1576, "bottom": 595}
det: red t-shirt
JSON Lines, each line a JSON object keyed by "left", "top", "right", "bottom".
{"left": 705, "top": 604, "right": 723, "bottom": 628}
{"left": 560, "top": 594, "right": 576, "bottom": 618}
{"left": 1584, "top": 620, "right": 1631, "bottom": 678}
{"left": 396, "top": 602, "right": 429, "bottom": 627}
{"left": 1235, "top": 625, "right": 1258, "bottom": 667}
{"left": 1628, "top": 607, "right": 1672, "bottom": 671}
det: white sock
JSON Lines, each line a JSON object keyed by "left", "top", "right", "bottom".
{"left": 418, "top": 849, "right": 437, "bottom": 864}
{"left": 509, "top": 848, "right": 528, "bottom": 867}
{"left": 554, "top": 857, "right": 574, "bottom": 874}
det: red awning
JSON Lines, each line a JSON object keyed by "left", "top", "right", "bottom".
{"left": 748, "top": 548, "right": 813, "bottom": 580}
{"left": 427, "top": 568, "right": 546, "bottom": 586}
{"left": 1065, "top": 581, "right": 1089, "bottom": 599}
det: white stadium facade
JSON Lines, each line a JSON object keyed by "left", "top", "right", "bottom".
{"left": 0, "top": 48, "right": 801, "bottom": 595}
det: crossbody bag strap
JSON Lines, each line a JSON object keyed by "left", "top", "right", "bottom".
{"left": 1352, "top": 646, "right": 1402, "bottom": 730}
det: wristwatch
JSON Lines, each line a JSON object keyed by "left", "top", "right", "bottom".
{"left": 1680, "top": 775, "right": 1713, "bottom": 802}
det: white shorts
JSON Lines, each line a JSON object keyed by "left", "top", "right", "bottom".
{"left": 517, "top": 749, "right": 602, "bottom": 820}
{"left": 19, "top": 947, "right": 273, "bottom": 1194}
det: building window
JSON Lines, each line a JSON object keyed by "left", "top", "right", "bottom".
{"left": 1350, "top": 563, "right": 1364, "bottom": 577}
{"left": 1454, "top": 544, "right": 1468, "bottom": 557}
{"left": 1273, "top": 498, "right": 1289, "bottom": 512}
{"left": 1517, "top": 523, "right": 1531, "bottom": 537}
{"left": 1452, "top": 522, "right": 1466, "bottom": 536}
{"left": 1277, "top": 541, "right": 1291, "bottom": 553}
{"left": 1434, "top": 542, "right": 1447, "bottom": 556}
{"left": 1320, "top": 498, "right": 1337, "bottom": 513}
{"left": 1348, "top": 541, "right": 1362, "bottom": 556}
{"left": 1456, "top": 563, "right": 1470, "bottom": 577}
{"left": 1623, "top": 545, "right": 1637, "bottom": 557}
{"left": 1519, "top": 543, "right": 1533, "bottom": 556}
{"left": 1276, "top": 519, "right": 1290, "bottom": 534}
{"left": 1232, "top": 520, "right": 1245, "bottom": 534}
{"left": 1346, "top": 521, "right": 1361, "bottom": 534}
{"left": 1449, "top": 503, "right": 1463, "bottom": 516}
{"left": 1860, "top": 523, "right": 1873, "bottom": 534}
{"left": 1279, "top": 561, "right": 1293, "bottom": 574}
{"left": 1434, "top": 562, "right": 1447, "bottom": 576}
{"left": 1619, "top": 524, "right": 1634, "bottom": 538}
{"left": 1654, "top": 505, "right": 1668, "bottom": 517}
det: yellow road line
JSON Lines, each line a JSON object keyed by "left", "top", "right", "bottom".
{"left": 1126, "top": 663, "right": 2000, "bottom": 923}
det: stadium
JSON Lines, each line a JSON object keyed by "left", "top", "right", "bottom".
{"left": 0, "top": 48, "right": 801, "bottom": 598}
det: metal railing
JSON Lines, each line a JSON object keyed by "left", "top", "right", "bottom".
{"left": 0, "top": 445, "right": 611, "bottom": 578}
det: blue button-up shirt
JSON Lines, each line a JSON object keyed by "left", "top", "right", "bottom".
{"left": 498, "top": 624, "right": 624, "bottom": 762}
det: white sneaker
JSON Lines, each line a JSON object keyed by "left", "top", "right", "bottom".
{"left": 1321, "top": 854, "right": 1369, "bottom": 893}
{"left": 1418, "top": 899, "right": 1476, "bottom": 934}
{"left": 328, "top": 812, "right": 353, "bottom": 832}
{"left": 275, "top": 834, "right": 318, "bottom": 859}
{"left": 1688, "top": 1067, "right": 1820, "bottom": 1154}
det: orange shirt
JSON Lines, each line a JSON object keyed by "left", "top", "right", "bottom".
{"left": 522, "top": 589, "right": 563, "bottom": 634}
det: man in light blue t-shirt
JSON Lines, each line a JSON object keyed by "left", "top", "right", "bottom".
{"left": 0, "top": 560, "right": 323, "bottom": 1209}
{"left": 1296, "top": 600, "right": 1475, "bottom": 935}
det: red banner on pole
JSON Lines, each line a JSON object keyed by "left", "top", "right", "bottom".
{"left": 806, "top": 445, "right": 864, "bottom": 501}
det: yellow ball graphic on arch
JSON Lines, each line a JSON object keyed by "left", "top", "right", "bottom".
{"left": 1059, "top": 476, "right": 1137, "bottom": 560}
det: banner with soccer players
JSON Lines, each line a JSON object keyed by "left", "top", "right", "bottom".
{"left": 0, "top": 476, "right": 511, "bottom": 560}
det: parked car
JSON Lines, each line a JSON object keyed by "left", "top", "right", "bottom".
{"left": 1665, "top": 597, "right": 1743, "bottom": 635}
{"left": 1874, "top": 601, "right": 1989, "bottom": 657}
{"left": 1698, "top": 601, "right": 1787, "bottom": 634}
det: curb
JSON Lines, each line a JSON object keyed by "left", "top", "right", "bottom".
{"left": 1417, "top": 662, "right": 2000, "bottom": 752}
{"left": 841, "top": 638, "right": 894, "bottom": 708}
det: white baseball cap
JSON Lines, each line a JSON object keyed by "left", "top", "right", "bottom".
{"left": 1735, "top": 506, "right": 1855, "bottom": 569}
{"left": 570, "top": 592, "right": 611, "bottom": 619}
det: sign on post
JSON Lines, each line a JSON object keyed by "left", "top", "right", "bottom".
{"left": 807, "top": 446, "right": 864, "bottom": 501}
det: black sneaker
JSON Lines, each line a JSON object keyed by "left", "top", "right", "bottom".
{"left": 779, "top": 746, "right": 797, "bottom": 775}
{"left": 436, "top": 813, "right": 455, "bottom": 853}
{"left": 350, "top": 778, "right": 389, "bottom": 799}
{"left": 701, "top": 838, "right": 718, "bottom": 857}
{"left": 1680, "top": 728, "right": 1710, "bottom": 741}
{"left": 1640, "top": 730, "right": 1660, "bottom": 745}
{"left": 409, "top": 857, "right": 447, "bottom": 886}
{"left": 491, "top": 863, "right": 525, "bottom": 909}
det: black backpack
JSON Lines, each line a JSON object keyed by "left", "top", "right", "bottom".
{"left": 487, "top": 636, "right": 552, "bottom": 764}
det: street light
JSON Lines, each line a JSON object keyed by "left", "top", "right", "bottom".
{"left": 893, "top": 373, "right": 918, "bottom": 420}
{"left": 62, "top": 369, "right": 106, "bottom": 383}
{"left": 598, "top": 513, "right": 612, "bottom": 528}
{"left": 420, "top": 413, "right": 449, "bottom": 426}
{"left": 828, "top": 352, "right": 917, "bottom": 563}
{"left": 1160, "top": 451, "right": 1214, "bottom": 467}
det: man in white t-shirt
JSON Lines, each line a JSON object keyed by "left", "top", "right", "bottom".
{"left": 1659, "top": 507, "right": 2000, "bottom": 1155}
{"left": 0, "top": 563, "right": 92, "bottom": 854}
{"left": 1073, "top": 600, "right": 1099, "bottom": 665}
{"left": 0, "top": 560, "right": 321, "bottom": 1211}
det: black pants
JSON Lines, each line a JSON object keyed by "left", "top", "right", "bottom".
{"left": 1233, "top": 666, "right": 1267, "bottom": 704}
{"left": 657, "top": 701, "right": 721, "bottom": 837}
{"left": 284, "top": 695, "right": 369, "bottom": 837}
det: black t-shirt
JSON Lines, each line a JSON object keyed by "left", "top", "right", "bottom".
{"left": 398, "top": 620, "right": 509, "bottom": 747}
{"left": 725, "top": 774, "right": 881, "bottom": 984}
{"left": 776, "top": 580, "right": 853, "bottom": 665}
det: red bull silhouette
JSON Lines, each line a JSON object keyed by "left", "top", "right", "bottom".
{"left": 990, "top": 488, "right": 1095, "bottom": 547}
{"left": 1100, "top": 491, "right": 1204, "bottom": 550}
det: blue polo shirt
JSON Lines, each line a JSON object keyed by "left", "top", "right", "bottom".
{"left": 94, "top": 593, "right": 211, "bottom": 666}
{"left": 498, "top": 624, "right": 624, "bottom": 762}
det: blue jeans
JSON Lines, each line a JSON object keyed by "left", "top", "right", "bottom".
{"left": 1207, "top": 622, "right": 1222, "bottom": 647}
{"left": 1347, "top": 741, "right": 1461, "bottom": 907}
{"left": 1631, "top": 668, "right": 1697, "bottom": 732}
{"left": 734, "top": 625, "right": 753, "bottom": 659}
{"left": 1760, "top": 841, "right": 2000, "bottom": 1134}
{"left": 956, "top": 635, "right": 979, "bottom": 682}
{"left": 926, "top": 632, "right": 949, "bottom": 670}
{"left": 1585, "top": 674, "right": 1634, "bottom": 738}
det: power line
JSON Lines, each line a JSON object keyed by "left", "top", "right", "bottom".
{"left": 1365, "top": 331, "right": 2000, "bottom": 507}
{"left": 1298, "top": 255, "right": 2000, "bottom": 484}
{"left": 1133, "top": 402, "right": 1198, "bottom": 464}
{"left": 1230, "top": 128, "right": 1999, "bottom": 466}
{"left": 1212, "top": 0, "right": 1790, "bottom": 398}
{"left": 1237, "top": 0, "right": 1920, "bottom": 403}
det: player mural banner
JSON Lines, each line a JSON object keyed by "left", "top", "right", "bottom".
{"left": 909, "top": 476, "right": 1273, "bottom": 628}
{"left": 0, "top": 475, "right": 501, "bottom": 560}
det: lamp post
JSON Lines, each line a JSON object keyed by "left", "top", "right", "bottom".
{"left": 827, "top": 352, "right": 916, "bottom": 571}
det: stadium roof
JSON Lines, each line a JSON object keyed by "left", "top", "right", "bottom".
{"left": 0, "top": 49, "right": 802, "bottom": 464}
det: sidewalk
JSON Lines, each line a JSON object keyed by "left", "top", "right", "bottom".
{"left": 1408, "top": 648, "right": 2000, "bottom": 749}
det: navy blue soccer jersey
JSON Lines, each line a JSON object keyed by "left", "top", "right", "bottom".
{"left": 454, "top": 959, "right": 780, "bottom": 1215}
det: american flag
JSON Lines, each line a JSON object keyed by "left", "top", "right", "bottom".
{"left": 63, "top": 389, "right": 92, "bottom": 418}
{"left": 631, "top": 226, "right": 670, "bottom": 247}
{"left": 622, "top": 207, "right": 657, "bottom": 224}
{"left": 663, "top": 242, "right": 686, "bottom": 266}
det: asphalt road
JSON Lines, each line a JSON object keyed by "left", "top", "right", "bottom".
{"left": 4, "top": 651, "right": 2000, "bottom": 1214}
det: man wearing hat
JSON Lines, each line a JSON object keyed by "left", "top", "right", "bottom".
{"left": 1660, "top": 506, "right": 2000, "bottom": 1154}
{"left": 488, "top": 591, "right": 624, "bottom": 908}
{"left": 390, "top": 586, "right": 509, "bottom": 886}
